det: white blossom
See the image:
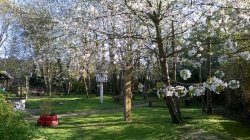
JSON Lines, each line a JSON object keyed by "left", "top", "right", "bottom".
{"left": 224, "top": 39, "right": 236, "bottom": 52}
{"left": 240, "top": 51, "right": 250, "bottom": 61}
{"left": 164, "top": 86, "right": 175, "bottom": 97}
{"left": 218, "top": 55, "right": 228, "bottom": 64}
{"left": 193, "top": 62, "right": 201, "bottom": 68}
{"left": 194, "top": 86, "right": 205, "bottom": 96}
{"left": 176, "top": 46, "right": 182, "bottom": 51}
{"left": 205, "top": 76, "right": 227, "bottom": 94}
{"left": 180, "top": 69, "right": 191, "bottom": 80}
{"left": 138, "top": 83, "right": 144, "bottom": 92}
{"left": 199, "top": 47, "right": 204, "bottom": 51}
{"left": 228, "top": 80, "right": 240, "bottom": 89}
{"left": 196, "top": 54, "right": 201, "bottom": 58}
{"left": 188, "top": 48, "right": 197, "bottom": 57}
{"left": 196, "top": 41, "right": 202, "bottom": 47}
{"left": 215, "top": 70, "right": 225, "bottom": 78}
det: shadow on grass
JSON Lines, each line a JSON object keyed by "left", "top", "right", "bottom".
{"left": 65, "top": 120, "right": 181, "bottom": 140}
{"left": 35, "top": 106, "right": 250, "bottom": 140}
{"left": 40, "top": 108, "right": 183, "bottom": 140}
{"left": 220, "top": 121, "right": 250, "bottom": 139}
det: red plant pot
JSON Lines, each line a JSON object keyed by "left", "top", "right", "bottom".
{"left": 37, "top": 115, "right": 59, "bottom": 126}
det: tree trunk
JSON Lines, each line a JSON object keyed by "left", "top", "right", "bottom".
{"left": 206, "top": 16, "right": 213, "bottom": 114}
{"left": 206, "top": 90, "right": 213, "bottom": 114}
{"left": 25, "top": 76, "right": 29, "bottom": 100}
{"left": 119, "top": 71, "right": 124, "bottom": 95}
{"left": 155, "top": 22, "right": 184, "bottom": 124}
{"left": 57, "top": 58, "right": 65, "bottom": 95}
{"left": 199, "top": 65, "right": 206, "bottom": 112}
{"left": 171, "top": 16, "right": 177, "bottom": 84}
{"left": 87, "top": 74, "right": 91, "bottom": 95}
{"left": 83, "top": 77, "right": 89, "bottom": 98}
{"left": 171, "top": 18, "right": 183, "bottom": 119}
{"left": 124, "top": 66, "right": 132, "bottom": 121}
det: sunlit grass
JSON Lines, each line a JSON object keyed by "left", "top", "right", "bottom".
{"left": 26, "top": 94, "right": 129, "bottom": 114}
{"left": 29, "top": 107, "right": 250, "bottom": 140}
{"left": 26, "top": 95, "right": 250, "bottom": 139}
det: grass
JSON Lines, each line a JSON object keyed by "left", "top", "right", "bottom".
{"left": 26, "top": 94, "right": 145, "bottom": 114}
{"left": 25, "top": 95, "right": 250, "bottom": 140}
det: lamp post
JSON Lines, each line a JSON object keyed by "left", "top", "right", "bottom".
{"left": 96, "top": 72, "right": 108, "bottom": 104}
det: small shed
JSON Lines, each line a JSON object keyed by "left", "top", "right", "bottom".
{"left": 0, "top": 71, "right": 13, "bottom": 92}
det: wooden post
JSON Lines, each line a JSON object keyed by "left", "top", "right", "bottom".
{"left": 100, "top": 82, "right": 104, "bottom": 104}
{"left": 26, "top": 76, "right": 29, "bottom": 100}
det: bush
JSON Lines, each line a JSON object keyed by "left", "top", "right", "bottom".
{"left": 71, "top": 81, "right": 85, "bottom": 94}
{"left": 0, "top": 95, "right": 39, "bottom": 140}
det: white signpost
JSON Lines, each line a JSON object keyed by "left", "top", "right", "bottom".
{"left": 96, "top": 73, "right": 107, "bottom": 104}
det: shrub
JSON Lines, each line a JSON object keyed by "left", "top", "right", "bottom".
{"left": 0, "top": 95, "right": 39, "bottom": 140}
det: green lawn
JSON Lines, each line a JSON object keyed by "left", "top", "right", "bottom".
{"left": 25, "top": 95, "right": 250, "bottom": 140}
{"left": 26, "top": 94, "right": 145, "bottom": 114}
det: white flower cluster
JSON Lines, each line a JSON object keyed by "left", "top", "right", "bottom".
{"left": 215, "top": 70, "right": 225, "bottom": 78}
{"left": 180, "top": 69, "right": 191, "bottom": 80}
{"left": 188, "top": 84, "right": 205, "bottom": 96}
{"left": 138, "top": 83, "right": 144, "bottom": 92}
{"left": 192, "top": 62, "right": 201, "bottom": 68}
{"left": 205, "top": 76, "right": 227, "bottom": 94}
{"left": 224, "top": 39, "right": 236, "bottom": 53}
{"left": 188, "top": 77, "right": 241, "bottom": 96}
{"left": 163, "top": 86, "right": 187, "bottom": 97}
{"left": 240, "top": 51, "right": 250, "bottom": 61}
{"left": 228, "top": 80, "right": 240, "bottom": 89}
{"left": 218, "top": 55, "right": 229, "bottom": 64}
{"left": 194, "top": 86, "right": 206, "bottom": 96}
{"left": 157, "top": 85, "right": 187, "bottom": 98}
{"left": 155, "top": 78, "right": 240, "bottom": 98}
{"left": 188, "top": 48, "right": 197, "bottom": 57}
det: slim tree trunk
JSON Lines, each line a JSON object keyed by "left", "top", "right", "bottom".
{"left": 206, "top": 16, "right": 213, "bottom": 114}
{"left": 171, "top": 16, "right": 177, "bottom": 84}
{"left": 57, "top": 58, "right": 65, "bottom": 95}
{"left": 155, "top": 21, "right": 184, "bottom": 124}
{"left": 83, "top": 77, "right": 89, "bottom": 98}
{"left": 25, "top": 76, "right": 29, "bottom": 100}
{"left": 87, "top": 74, "right": 91, "bottom": 95}
{"left": 199, "top": 64, "right": 206, "bottom": 112}
{"left": 171, "top": 16, "right": 182, "bottom": 119}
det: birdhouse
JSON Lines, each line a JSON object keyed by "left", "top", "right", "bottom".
{"left": 95, "top": 73, "right": 107, "bottom": 83}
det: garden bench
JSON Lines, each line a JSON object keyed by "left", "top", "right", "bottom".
{"left": 29, "top": 88, "right": 45, "bottom": 96}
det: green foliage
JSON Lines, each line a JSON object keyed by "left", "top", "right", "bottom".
{"left": 29, "top": 76, "right": 45, "bottom": 88}
{"left": 0, "top": 89, "right": 5, "bottom": 94}
{"left": 156, "top": 81, "right": 164, "bottom": 90}
{"left": 71, "top": 81, "right": 85, "bottom": 94}
{"left": 0, "top": 95, "right": 39, "bottom": 140}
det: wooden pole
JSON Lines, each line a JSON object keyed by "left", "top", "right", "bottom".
{"left": 26, "top": 76, "right": 29, "bottom": 100}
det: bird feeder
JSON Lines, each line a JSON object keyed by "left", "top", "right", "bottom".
{"left": 95, "top": 72, "right": 107, "bottom": 104}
